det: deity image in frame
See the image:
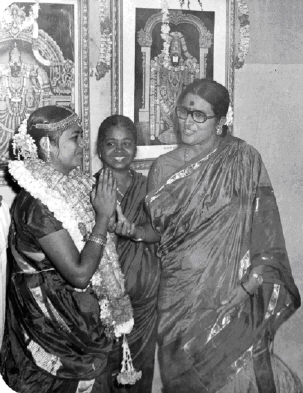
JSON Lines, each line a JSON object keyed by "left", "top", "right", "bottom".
{"left": 134, "top": 8, "right": 214, "bottom": 146}
{"left": 0, "top": 0, "right": 90, "bottom": 184}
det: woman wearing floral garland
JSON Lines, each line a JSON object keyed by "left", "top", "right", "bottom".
{"left": 116, "top": 79, "right": 301, "bottom": 392}
{"left": 95, "top": 115, "right": 160, "bottom": 393}
{"left": 1, "top": 105, "right": 136, "bottom": 393}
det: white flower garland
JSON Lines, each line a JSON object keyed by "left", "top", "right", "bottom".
{"left": 235, "top": 0, "right": 250, "bottom": 69}
{"left": 12, "top": 117, "right": 38, "bottom": 161}
{"left": 160, "top": 0, "right": 171, "bottom": 68}
{"left": 225, "top": 105, "right": 234, "bottom": 127}
{"left": 8, "top": 156, "right": 141, "bottom": 385}
{"left": 8, "top": 161, "right": 90, "bottom": 251}
{"left": 161, "top": 0, "right": 171, "bottom": 68}
{"left": 99, "top": 0, "right": 112, "bottom": 66}
{"left": 94, "top": 0, "right": 112, "bottom": 80}
{"left": 160, "top": 2, "right": 203, "bottom": 69}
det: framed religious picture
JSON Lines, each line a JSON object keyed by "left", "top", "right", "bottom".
{"left": 0, "top": 0, "right": 90, "bottom": 185}
{"left": 115, "top": 0, "right": 235, "bottom": 171}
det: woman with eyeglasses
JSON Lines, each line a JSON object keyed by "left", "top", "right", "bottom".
{"left": 115, "top": 78, "right": 301, "bottom": 392}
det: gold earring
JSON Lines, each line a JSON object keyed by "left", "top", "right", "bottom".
{"left": 216, "top": 124, "right": 223, "bottom": 135}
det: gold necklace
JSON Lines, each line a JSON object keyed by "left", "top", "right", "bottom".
{"left": 116, "top": 170, "right": 133, "bottom": 199}
{"left": 183, "top": 140, "right": 219, "bottom": 163}
{"left": 116, "top": 188, "right": 124, "bottom": 198}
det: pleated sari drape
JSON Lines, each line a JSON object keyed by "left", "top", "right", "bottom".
{"left": 146, "top": 136, "right": 300, "bottom": 393}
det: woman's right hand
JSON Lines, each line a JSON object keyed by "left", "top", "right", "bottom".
{"left": 91, "top": 168, "right": 117, "bottom": 220}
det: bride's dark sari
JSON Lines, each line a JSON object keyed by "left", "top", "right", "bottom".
{"left": 1, "top": 192, "right": 112, "bottom": 393}
{"left": 146, "top": 135, "right": 301, "bottom": 393}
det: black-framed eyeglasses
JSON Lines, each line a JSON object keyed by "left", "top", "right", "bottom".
{"left": 175, "top": 107, "right": 216, "bottom": 124}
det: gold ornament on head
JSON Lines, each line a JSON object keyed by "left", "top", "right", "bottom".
{"left": 34, "top": 113, "right": 81, "bottom": 133}
{"left": 12, "top": 117, "right": 38, "bottom": 161}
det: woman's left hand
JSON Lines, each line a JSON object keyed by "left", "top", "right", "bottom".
{"left": 217, "top": 285, "right": 251, "bottom": 321}
{"left": 115, "top": 204, "right": 136, "bottom": 238}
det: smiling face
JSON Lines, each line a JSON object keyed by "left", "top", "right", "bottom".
{"left": 99, "top": 126, "right": 136, "bottom": 171}
{"left": 51, "top": 122, "right": 84, "bottom": 174}
{"left": 178, "top": 93, "right": 219, "bottom": 146}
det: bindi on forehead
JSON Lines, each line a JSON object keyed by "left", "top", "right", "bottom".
{"left": 189, "top": 100, "right": 195, "bottom": 106}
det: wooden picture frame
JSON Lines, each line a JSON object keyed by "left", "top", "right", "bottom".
{"left": 0, "top": 0, "right": 90, "bottom": 185}
{"left": 113, "top": 0, "right": 235, "bottom": 171}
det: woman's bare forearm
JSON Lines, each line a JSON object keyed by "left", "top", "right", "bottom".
{"left": 76, "top": 215, "right": 112, "bottom": 286}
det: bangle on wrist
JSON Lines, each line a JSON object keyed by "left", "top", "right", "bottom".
{"left": 88, "top": 234, "right": 107, "bottom": 246}
{"left": 240, "top": 282, "right": 254, "bottom": 298}
{"left": 133, "top": 226, "right": 146, "bottom": 242}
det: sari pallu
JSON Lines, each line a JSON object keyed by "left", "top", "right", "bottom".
{"left": 146, "top": 136, "right": 300, "bottom": 393}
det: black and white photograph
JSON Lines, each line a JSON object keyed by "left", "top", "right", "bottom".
{"left": 1, "top": 1, "right": 303, "bottom": 392}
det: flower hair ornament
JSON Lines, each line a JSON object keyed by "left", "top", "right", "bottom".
{"left": 225, "top": 105, "right": 233, "bottom": 127}
{"left": 12, "top": 108, "right": 81, "bottom": 161}
{"left": 217, "top": 105, "right": 234, "bottom": 135}
{"left": 12, "top": 116, "right": 38, "bottom": 161}
{"left": 9, "top": 115, "right": 141, "bottom": 385}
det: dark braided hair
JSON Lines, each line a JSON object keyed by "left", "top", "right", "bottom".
{"left": 27, "top": 105, "right": 76, "bottom": 161}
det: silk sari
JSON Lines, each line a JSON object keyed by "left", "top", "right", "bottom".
{"left": 146, "top": 135, "right": 301, "bottom": 393}
{"left": 1, "top": 191, "right": 112, "bottom": 393}
{"left": 95, "top": 170, "right": 161, "bottom": 393}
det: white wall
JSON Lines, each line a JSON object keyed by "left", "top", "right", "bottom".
{"left": 235, "top": 63, "right": 303, "bottom": 379}
{"left": 234, "top": 0, "right": 303, "bottom": 380}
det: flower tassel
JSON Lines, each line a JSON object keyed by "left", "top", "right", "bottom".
{"left": 116, "top": 334, "right": 142, "bottom": 385}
